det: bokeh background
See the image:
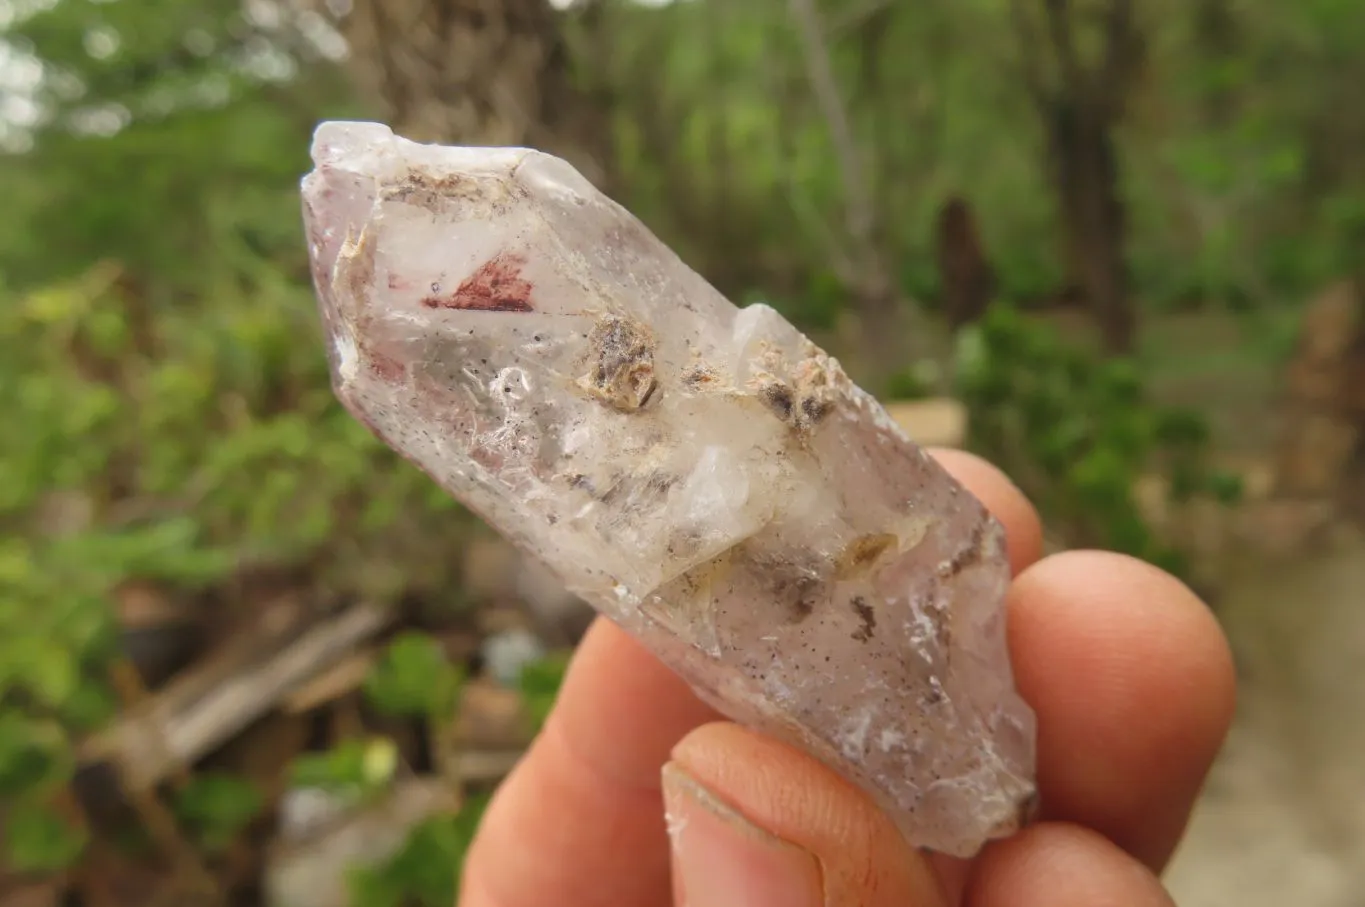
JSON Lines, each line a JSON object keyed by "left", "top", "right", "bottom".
{"left": 2, "top": 0, "right": 1363, "bottom": 904}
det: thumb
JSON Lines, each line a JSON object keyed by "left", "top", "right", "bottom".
{"left": 663, "top": 722, "right": 949, "bottom": 907}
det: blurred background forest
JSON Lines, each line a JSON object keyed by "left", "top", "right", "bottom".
{"left": 2, "top": 0, "right": 1363, "bottom": 905}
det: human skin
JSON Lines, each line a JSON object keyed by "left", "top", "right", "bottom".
{"left": 457, "top": 448, "right": 1238, "bottom": 907}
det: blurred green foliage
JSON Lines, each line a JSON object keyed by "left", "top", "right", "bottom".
{"left": 0, "top": 258, "right": 472, "bottom": 875}
{"left": 364, "top": 632, "right": 466, "bottom": 723}
{"left": 957, "top": 305, "right": 1243, "bottom": 575}
{"left": 599, "top": 0, "right": 1365, "bottom": 312}
{"left": 4, "top": 799, "right": 89, "bottom": 874}
{"left": 283, "top": 640, "right": 563, "bottom": 906}
{"left": 347, "top": 793, "right": 491, "bottom": 907}
{"left": 0, "top": 714, "right": 87, "bottom": 873}
{"left": 518, "top": 649, "right": 571, "bottom": 732}
{"left": 289, "top": 736, "right": 400, "bottom": 802}
{"left": 173, "top": 771, "right": 264, "bottom": 853}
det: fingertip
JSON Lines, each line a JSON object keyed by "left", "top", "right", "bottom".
{"left": 671, "top": 723, "right": 946, "bottom": 907}
{"left": 967, "top": 822, "right": 1175, "bottom": 907}
{"left": 662, "top": 761, "right": 826, "bottom": 907}
{"left": 1010, "top": 551, "right": 1236, "bottom": 868}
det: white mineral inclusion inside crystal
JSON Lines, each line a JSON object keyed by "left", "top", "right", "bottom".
{"left": 301, "top": 120, "right": 1038, "bottom": 857}
{"left": 333, "top": 323, "right": 359, "bottom": 384}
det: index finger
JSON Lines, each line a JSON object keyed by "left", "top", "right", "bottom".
{"left": 458, "top": 450, "right": 1043, "bottom": 907}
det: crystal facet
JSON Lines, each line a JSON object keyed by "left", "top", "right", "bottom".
{"left": 301, "top": 121, "right": 1038, "bottom": 857}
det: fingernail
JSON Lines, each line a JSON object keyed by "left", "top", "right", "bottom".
{"left": 662, "top": 762, "right": 823, "bottom": 907}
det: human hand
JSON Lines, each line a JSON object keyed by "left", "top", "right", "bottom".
{"left": 458, "top": 449, "right": 1236, "bottom": 906}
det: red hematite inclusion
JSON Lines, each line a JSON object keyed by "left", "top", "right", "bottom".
{"left": 422, "top": 252, "right": 535, "bottom": 312}
{"left": 367, "top": 348, "right": 406, "bottom": 383}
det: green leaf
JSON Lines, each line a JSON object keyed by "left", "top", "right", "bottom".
{"left": 364, "top": 632, "right": 464, "bottom": 720}
{"left": 3, "top": 802, "right": 87, "bottom": 873}
{"left": 1070, "top": 448, "right": 1133, "bottom": 513}
{"left": 519, "top": 651, "right": 572, "bottom": 731}
{"left": 1153, "top": 409, "right": 1211, "bottom": 447}
{"left": 58, "top": 678, "right": 119, "bottom": 732}
{"left": 348, "top": 794, "right": 492, "bottom": 907}
{"left": 15, "top": 640, "right": 80, "bottom": 708}
{"left": 1095, "top": 360, "right": 1144, "bottom": 407}
{"left": 0, "top": 715, "right": 71, "bottom": 798}
{"left": 1206, "top": 471, "right": 1245, "bottom": 506}
{"left": 174, "top": 772, "right": 264, "bottom": 853}
{"left": 290, "top": 737, "right": 398, "bottom": 798}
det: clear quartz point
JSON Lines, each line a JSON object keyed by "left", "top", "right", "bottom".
{"left": 301, "top": 121, "right": 1038, "bottom": 857}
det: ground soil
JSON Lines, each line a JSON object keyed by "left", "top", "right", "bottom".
{"left": 1165, "top": 526, "right": 1365, "bottom": 907}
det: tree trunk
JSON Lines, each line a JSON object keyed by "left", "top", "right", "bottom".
{"left": 854, "top": 284, "right": 907, "bottom": 384}
{"left": 935, "top": 195, "right": 997, "bottom": 332}
{"left": 1193, "top": 0, "right": 1239, "bottom": 127}
{"left": 1013, "top": 0, "right": 1142, "bottom": 354}
{"left": 339, "top": 0, "right": 613, "bottom": 188}
{"left": 1048, "top": 101, "right": 1135, "bottom": 354}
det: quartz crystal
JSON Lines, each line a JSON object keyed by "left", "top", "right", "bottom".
{"left": 301, "top": 121, "right": 1038, "bottom": 857}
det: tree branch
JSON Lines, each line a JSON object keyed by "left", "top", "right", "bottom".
{"left": 1009, "top": 0, "right": 1050, "bottom": 111}
{"left": 352, "top": 0, "right": 410, "bottom": 130}
{"left": 1098, "top": 0, "right": 1141, "bottom": 117}
{"left": 81, "top": 603, "right": 395, "bottom": 790}
{"left": 1041, "top": 0, "right": 1086, "bottom": 98}
{"left": 786, "top": 0, "right": 876, "bottom": 267}
{"left": 828, "top": 0, "right": 897, "bottom": 37}
{"left": 761, "top": 33, "right": 859, "bottom": 283}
